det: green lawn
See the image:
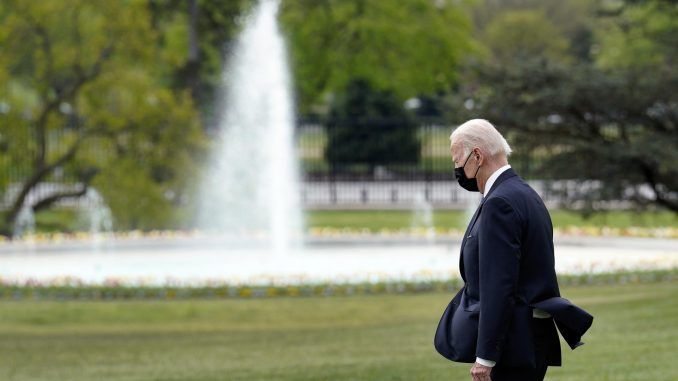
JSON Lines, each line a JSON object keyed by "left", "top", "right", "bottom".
{"left": 3, "top": 209, "right": 674, "bottom": 236}
{"left": 306, "top": 209, "right": 678, "bottom": 231}
{"left": 0, "top": 282, "right": 676, "bottom": 380}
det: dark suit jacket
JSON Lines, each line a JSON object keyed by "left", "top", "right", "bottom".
{"left": 434, "top": 168, "right": 593, "bottom": 368}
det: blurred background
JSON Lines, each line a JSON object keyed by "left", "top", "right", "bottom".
{"left": 0, "top": 0, "right": 676, "bottom": 380}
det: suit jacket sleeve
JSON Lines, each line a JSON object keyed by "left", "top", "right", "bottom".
{"left": 476, "top": 196, "right": 522, "bottom": 362}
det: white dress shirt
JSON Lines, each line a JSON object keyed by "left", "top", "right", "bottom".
{"left": 481, "top": 164, "right": 511, "bottom": 197}
{"left": 475, "top": 164, "right": 550, "bottom": 368}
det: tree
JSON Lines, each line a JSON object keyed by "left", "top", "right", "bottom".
{"left": 0, "top": 0, "right": 205, "bottom": 235}
{"left": 470, "top": 0, "right": 598, "bottom": 62}
{"left": 442, "top": 0, "right": 677, "bottom": 212}
{"left": 146, "top": 0, "right": 254, "bottom": 126}
{"left": 325, "top": 78, "right": 420, "bottom": 172}
{"left": 593, "top": 0, "right": 676, "bottom": 72}
{"left": 459, "top": 59, "right": 677, "bottom": 212}
{"left": 482, "top": 10, "right": 572, "bottom": 64}
{"left": 279, "top": 0, "right": 475, "bottom": 114}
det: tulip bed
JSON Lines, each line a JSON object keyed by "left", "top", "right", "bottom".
{"left": 0, "top": 269, "right": 675, "bottom": 301}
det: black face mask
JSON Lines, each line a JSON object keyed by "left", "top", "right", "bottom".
{"left": 455, "top": 151, "right": 481, "bottom": 192}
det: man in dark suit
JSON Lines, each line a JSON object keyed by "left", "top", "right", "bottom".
{"left": 434, "top": 119, "right": 592, "bottom": 381}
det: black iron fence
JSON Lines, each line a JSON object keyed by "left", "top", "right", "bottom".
{"left": 298, "top": 124, "right": 537, "bottom": 180}
{"left": 297, "top": 124, "right": 547, "bottom": 208}
{"left": 1, "top": 124, "right": 548, "bottom": 210}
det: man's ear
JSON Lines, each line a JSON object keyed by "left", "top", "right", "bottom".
{"left": 474, "top": 148, "right": 483, "bottom": 166}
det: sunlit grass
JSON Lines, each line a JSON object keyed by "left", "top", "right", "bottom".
{"left": 3, "top": 209, "right": 674, "bottom": 238}
{"left": 306, "top": 209, "right": 678, "bottom": 231}
{"left": 0, "top": 282, "right": 675, "bottom": 380}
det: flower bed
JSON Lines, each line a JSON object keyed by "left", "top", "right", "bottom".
{"left": 2, "top": 226, "right": 676, "bottom": 246}
{"left": 1, "top": 269, "right": 675, "bottom": 301}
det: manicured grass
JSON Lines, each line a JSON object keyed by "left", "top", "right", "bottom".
{"left": 306, "top": 209, "right": 678, "bottom": 231}
{"left": 308, "top": 209, "right": 458, "bottom": 230}
{"left": 0, "top": 282, "right": 676, "bottom": 380}
{"left": 6, "top": 209, "right": 677, "bottom": 237}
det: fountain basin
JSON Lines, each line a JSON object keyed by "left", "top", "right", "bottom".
{"left": 1, "top": 236, "right": 675, "bottom": 286}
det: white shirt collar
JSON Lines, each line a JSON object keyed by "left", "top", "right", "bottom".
{"left": 483, "top": 164, "right": 511, "bottom": 196}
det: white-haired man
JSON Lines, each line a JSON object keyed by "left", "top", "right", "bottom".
{"left": 434, "top": 119, "right": 593, "bottom": 381}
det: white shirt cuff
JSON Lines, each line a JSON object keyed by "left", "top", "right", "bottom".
{"left": 476, "top": 357, "right": 496, "bottom": 367}
{"left": 533, "top": 308, "right": 552, "bottom": 318}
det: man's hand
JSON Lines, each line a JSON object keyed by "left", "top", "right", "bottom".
{"left": 470, "top": 362, "right": 493, "bottom": 381}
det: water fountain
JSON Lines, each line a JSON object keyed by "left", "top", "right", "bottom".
{"left": 79, "top": 188, "right": 114, "bottom": 251}
{"left": 12, "top": 203, "right": 35, "bottom": 241}
{"left": 411, "top": 191, "right": 436, "bottom": 242}
{"left": 196, "top": 0, "right": 304, "bottom": 254}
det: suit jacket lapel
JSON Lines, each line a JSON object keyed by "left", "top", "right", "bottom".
{"left": 459, "top": 202, "right": 481, "bottom": 281}
{"left": 458, "top": 168, "right": 518, "bottom": 281}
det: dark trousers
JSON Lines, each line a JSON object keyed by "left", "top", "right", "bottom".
{"left": 489, "top": 318, "right": 552, "bottom": 381}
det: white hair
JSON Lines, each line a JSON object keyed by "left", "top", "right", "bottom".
{"left": 449, "top": 119, "right": 512, "bottom": 158}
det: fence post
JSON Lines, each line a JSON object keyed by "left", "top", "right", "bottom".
{"left": 330, "top": 163, "right": 337, "bottom": 204}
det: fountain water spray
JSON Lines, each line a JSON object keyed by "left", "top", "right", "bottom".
{"left": 79, "top": 188, "right": 114, "bottom": 251}
{"left": 197, "top": 0, "right": 304, "bottom": 253}
{"left": 411, "top": 191, "right": 436, "bottom": 242}
{"left": 12, "top": 203, "right": 35, "bottom": 241}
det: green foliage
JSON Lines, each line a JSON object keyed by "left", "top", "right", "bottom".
{"left": 594, "top": 0, "right": 677, "bottom": 71}
{"left": 441, "top": 1, "right": 678, "bottom": 212}
{"left": 455, "top": 58, "right": 677, "bottom": 211}
{"left": 0, "top": 0, "right": 206, "bottom": 232}
{"left": 325, "top": 79, "right": 420, "bottom": 169}
{"left": 483, "top": 10, "right": 571, "bottom": 63}
{"left": 147, "top": 0, "right": 254, "bottom": 121}
{"left": 470, "top": 0, "right": 598, "bottom": 62}
{"left": 279, "top": 0, "right": 475, "bottom": 113}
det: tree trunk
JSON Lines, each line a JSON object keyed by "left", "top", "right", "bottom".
{"left": 2, "top": 141, "right": 81, "bottom": 238}
{"left": 186, "top": 0, "right": 201, "bottom": 102}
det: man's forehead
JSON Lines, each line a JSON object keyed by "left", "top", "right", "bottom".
{"left": 450, "top": 143, "right": 463, "bottom": 157}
